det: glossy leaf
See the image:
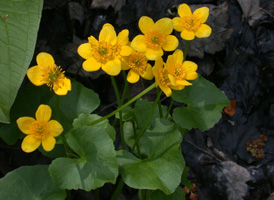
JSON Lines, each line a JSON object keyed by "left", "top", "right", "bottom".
{"left": 0, "top": 0, "right": 43, "bottom": 123}
{"left": 49, "top": 126, "right": 118, "bottom": 191}
{"left": 172, "top": 75, "right": 229, "bottom": 131}
{"left": 0, "top": 165, "right": 66, "bottom": 200}
{"left": 118, "top": 119, "right": 185, "bottom": 195}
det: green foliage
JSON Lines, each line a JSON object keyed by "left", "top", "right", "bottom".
{"left": 0, "top": 165, "right": 66, "bottom": 200}
{"left": 172, "top": 75, "right": 229, "bottom": 131}
{"left": 49, "top": 80, "right": 100, "bottom": 133}
{"left": 118, "top": 119, "right": 185, "bottom": 195}
{"left": 0, "top": 0, "right": 43, "bottom": 123}
{"left": 48, "top": 126, "right": 118, "bottom": 191}
{"left": 148, "top": 187, "right": 186, "bottom": 200}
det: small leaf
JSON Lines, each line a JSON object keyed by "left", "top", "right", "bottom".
{"left": 49, "top": 126, "right": 118, "bottom": 191}
{"left": 0, "top": 165, "right": 66, "bottom": 200}
{"left": 181, "top": 166, "right": 192, "bottom": 189}
{"left": 73, "top": 113, "right": 116, "bottom": 141}
{"left": 172, "top": 75, "right": 229, "bottom": 131}
{"left": 0, "top": 0, "right": 43, "bottom": 123}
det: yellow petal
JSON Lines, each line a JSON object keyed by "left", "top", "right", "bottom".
{"left": 117, "top": 29, "right": 129, "bottom": 45}
{"left": 83, "top": 57, "right": 101, "bottom": 72}
{"left": 131, "top": 35, "right": 147, "bottom": 52}
{"left": 146, "top": 48, "right": 163, "bottom": 60}
{"left": 162, "top": 35, "right": 179, "bottom": 51}
{"left": 178, "top": 4, "right": 192, "bottom": 18}
{"left": 16, "top": 117, "right": 35, "bottom": 135}
{"left": 152, "top": 57, "right": 164, "bottom": 76}
{"left": 168, "top": 74, "right": 177, "bottom": 86}
{"left": 183, "top": 61, "right": 198, "bottom": 73}
{"left": 181, "top": 29, "right": 195, "bottom": 40}
{"left": 102, "top": 58, "right": 121, "bottom": 76}
{"left": 160, "top": 85, "right": 172, "bottom": 97}
{"left": 171, "top": 85, "right": 185, "bottom": 90}
{"left": 176, "top": 79, "right": 192, "bottom": 85}
{"left": 36, "top": 52, "right": 55, "bottom": 68}
{"left": 88, "top": 35, "right": 99, "bottom": 46}
{"left": 140, "top": 64, "right": 154, "bottom": 80}
{"left": 35, "top": 104, "right": 52, "bottom": 122}
{"left": 99, "top": 24, "right": 117, "bottom": 45}
{"left": 195, "top": 24, "right": 212, "bottom": 38}
{"left": 27, "top": 66, "right": 45, "bottom": 86}
{"left": 121, "top": 59, "right": 130, "bottom": 70}
{"left": 48, "top": 120, "right": 63, "bottom": 137}
{"left": 53, "top": 78, "right": 71, "bottom": 95}
{"left": 21, "top": 135, "right": 41, "bottom": 153}
{"left": 185, "top": 72, "right": 198, "bottom": 80}
{"left": 139, "top": 16, "right": 154, "bottom": 34}
{"left": 193, "top": 7, "right": 209, "bottom": 23}
{"left": 120, "top": 45, "right": 133, "bottom": 56}
{"left": 173, "top": 49, "right": 184, "bottom": 64}
{"left": 77, "top": 43, "right": 93, "bottom": 59}
{"left": 155, "top": 18, "right": 173, "bottom": 35}
{"left": 42, "top": 135, "right": 56, "bottom": 152}
{"left": 127, "top": 69, "right": 140, "bottom": 83}
{"left": 172, "top": 17, "right": 184, "bottom": 32}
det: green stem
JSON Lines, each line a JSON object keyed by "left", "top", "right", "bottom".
{"left": 89, "top": 83, "right": 156, "bottom": 126}
{"left": 132, "top": 90, "right": 162, "bottom": 151}
{"left": 184, "top": 40, "right": 189, "bottom": 61}
{"left": 132, "top": 118, "right": 141, "bottom": 157}
{"left": 55, "top": 95, "right": 60, "bottom": 121}
{"left": 146, "top": 190, "right": 151, "bottom": 200}
{"left": 165, "top": 99, "right": 174, "bottom": 119}
{"left": 111, "top": 178, "right": 125, "bottom": 200}
{"left": 157, "top": 88, "right": 163, "bottom": 118}
{"left": 111, "top": 76, "right": 126, "bottom": 149}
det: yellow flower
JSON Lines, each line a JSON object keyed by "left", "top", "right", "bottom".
{"left": 131, "top": 16, "right": 179, "bottom": 60}
{"left": 172, "top": 4, "right": 212, "bottom": 40}
{"left": 121, "top": 51, "right": 153, "bottom": 83}
{"left": 152, "top": 58, "right": 173, "bottom": 97}
{"left": 77, "top": 23, "right": 132, "bottom": 76}
{"left": 165, "top": 49, "right": 198, "bottom": 87}
{"left": 27, "top": 52, "right": 71, "bottom": 95}
{"left": 16, "top": 105, "right": 63, "bottom": 153}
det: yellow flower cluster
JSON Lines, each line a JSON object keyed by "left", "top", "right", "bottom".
{"left": 17, "top": 3, "right": 211, "bottom": 153}
{"left": 77, "top": 3, "right": 211, "bottom": 96}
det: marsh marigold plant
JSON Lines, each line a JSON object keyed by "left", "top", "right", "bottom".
{"left": 16, "top": 105, "right": 63, "bottom": 153}
{"left": 27, "top": 52, "right": 71, "bottom": 95}
{"left": 131, "top": 16, "right": 179, "bottom": 60}
{"left": 172, "top": 3, "right": 212, "bottom": 40}
{"left": 78, "top": 23, "right": 132, "bottom": 76}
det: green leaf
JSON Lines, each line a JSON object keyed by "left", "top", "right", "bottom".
{"left": 148, "top": 187, "right": 186, "bottom": 200}
{"left": 117, "top": 119, "right": 185, "bottom": 195}
{"left": 0, "top": 0, "right": 43, "bottom": 123}
{"left": 73, "top": 113, "right": 116, "bottom": 141}
{"left": 134, "top": 99, "right": 167, "bottom": 129}
{"left": 49, "top": 126, "right": 118, "bottom": 191}
{"left": 172, "top": 75, "right": 229, "bottom": 131}
{"left": 0, "top": 83, "right": 52, "bottom": 145}
{"left": 115, "top": 106, "right": 134, "bottom": 121}
{"left": 49, "top": 80, "right": 100, "bottom": 133}
{"left": 0, "top": 165, "right": 66, "bottom": 200}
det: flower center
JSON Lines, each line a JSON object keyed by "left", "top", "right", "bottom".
{"left": 128, "top": 52, "right": 147, "bottom": 73}
{"left": 144, "top": 30, "right": 165, "bottom": 50}
{"left": 42, "top": 64, "right": 65, "bottom": 91}
{"left": 31, "top": 121, "right": 48, "bottom": 139}
{"left": 93, "top": 41, "right": 114, "bottom": 63}
{"left": 182, "top": 15, "right": 201, "bottom": 32}
{"left": 170, "top": 64, "right": 186, "bottom": 79}
{"left": 158, "top": 68, "right": 171, "bottom": 87}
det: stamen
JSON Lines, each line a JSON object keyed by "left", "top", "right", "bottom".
{"left": 93, "top": 41, "right": 114, "bottom": 63}
{"left": 128, "top": 53, "right": 147, "bottom": 73}
{"left": 144, "top": 30, "right": 165, "bottom": 50}
{"left": 182, "top": 15, "right": 201, "bottom": 32}
{"left": 31, "top": 121, "right": 48, "bottom": 139}
{"left": 41, "top": 64, "right": 65, "bottom": 91}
